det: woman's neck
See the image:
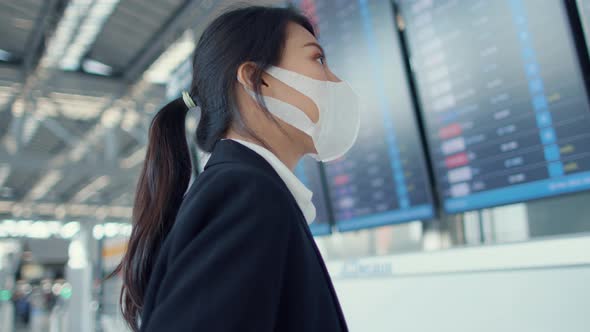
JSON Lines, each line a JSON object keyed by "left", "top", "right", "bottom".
{"left": 225, "top": 130, "right": 303, "bottom": 170}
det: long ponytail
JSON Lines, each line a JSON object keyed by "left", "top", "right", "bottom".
{"left": 111, "top": 97, "right": 191, "bottom": 331}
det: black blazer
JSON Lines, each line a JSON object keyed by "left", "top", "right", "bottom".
{"left": 139, "top": 140, "right": 348, "bottom": 331}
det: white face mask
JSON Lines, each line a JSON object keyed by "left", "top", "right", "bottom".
{"left": 242, "top": 66, "right": 361, "bottom": 162}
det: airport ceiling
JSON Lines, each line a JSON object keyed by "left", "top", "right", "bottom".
{"left": 0, "top": 0, "right": 277, "bottom": 224}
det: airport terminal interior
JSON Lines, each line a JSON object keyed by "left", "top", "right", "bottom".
{"left": 0, "top": 0, "right": 589, "bottom": 331}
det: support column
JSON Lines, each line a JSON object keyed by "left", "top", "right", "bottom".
{"left": 65, "top": 224, "right": 95, "bottom": 332}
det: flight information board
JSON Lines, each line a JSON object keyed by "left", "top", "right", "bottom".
{"left": 400, "top": 0, "right": 590, "bottom": 213}
{"left": 295, "top": 0, "right": 435, "bottom": 232}
{"left": 295, "top": 157, "right": 332, "bottom": 235}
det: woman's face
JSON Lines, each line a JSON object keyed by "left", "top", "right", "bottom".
{"left": 265, "top": 22, "right": 340, "bottom": 124}
{"left": 235, "top": 22, "right": 340, "bottom": 157}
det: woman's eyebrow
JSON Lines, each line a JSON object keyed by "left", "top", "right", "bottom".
{"left": 303, "top": 42, "right": 325, "bottom": 54}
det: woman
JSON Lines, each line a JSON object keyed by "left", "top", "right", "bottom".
{"left": 113, "top": 5, "right": 360, "bottom": 332}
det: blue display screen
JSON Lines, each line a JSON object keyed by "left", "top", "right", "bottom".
{"left": 295, "top": 0, "right": 435, "bottom": 231}
{"left": 400, "top": 0, "right": 590, "bottom": 213}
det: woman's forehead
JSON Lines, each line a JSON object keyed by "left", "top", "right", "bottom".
{"left": 284, "top": 22, "right": 318, "bottom": 48}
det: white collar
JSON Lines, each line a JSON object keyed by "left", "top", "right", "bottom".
{"left": 227, "top": 138, "right": 316, "bottom": 224}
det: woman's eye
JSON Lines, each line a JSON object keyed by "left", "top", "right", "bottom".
{"left": 316, "top": 55, "right": 326, "bottom": 65}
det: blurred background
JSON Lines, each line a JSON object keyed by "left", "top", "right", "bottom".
{"left": 0, "top": 0, "right": 589, "bottom": 331}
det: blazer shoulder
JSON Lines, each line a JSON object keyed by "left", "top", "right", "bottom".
{"left": 170, "top": 163, "right": 296, "bottom": 251}
{"left": 195, "top": 162, "right": 290, "bottom": 201}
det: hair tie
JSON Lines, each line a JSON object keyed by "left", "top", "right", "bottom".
{"left": 182, "top": 91, "right": 197, "bottom": 109}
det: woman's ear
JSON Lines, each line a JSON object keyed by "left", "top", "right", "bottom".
{"left": 237, "top": 62, "right": 258, "bottom": 89}
{"left": 237, "top": 62, "right": 271, "bottom": 93}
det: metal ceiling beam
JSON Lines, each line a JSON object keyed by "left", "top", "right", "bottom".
{"left": 27, "top": 81, "right": 163, "bottom": 206}
{"left": 10, "top": 106, "right": 26, "bottom": 150}
{"left": 0, "top": 201, "right": 132, "bottom": 221}
{"left": 124, "top": 0, "right": 271, "bottom": 83}
{"left": 9, "top": 0, "right": 203, "bottom": 208}
{"left": 0, "top": 64, "right": 23, "bottom": 85}
{"left": 0, "top": 69, "right": 131, "bottom": 157}
{"left": 0, "top": 148, "right": 137, "bottom": 180}
{"left": 2, "top": 0, "right": 251, "bottom": 219}
{"left": 122, "top": 0, "right": 217, "bottom": 83}
{"left": 47, "top": 70, "right": 129, "bottom": 97}
{"left": 36, "top": 117, "right": 81, "bottom": 148}
{"left": 1, "top": 1, "right": 140, "bottom": 209}
{"left": 22, "top": 0, "right": 69, "bottom": 75}
{"left": 2, "top": 0, "right": 68, "bottom": 134}
{"left": 0, "top": 64, "right": 129, "bottom": 97}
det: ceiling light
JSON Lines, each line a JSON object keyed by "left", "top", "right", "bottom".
{"left": 30, "top": 222, "right": 52, "bottom": 239}
{"left": 120, "top": 223, "right": 132, "bottom": 236}
{"left": 61, "top": 221, "right": 80, "bottom": 239}
{"left": 104, "top": 223, "right": 119, "bottom": 237}
{"left": 100, "top": 107, "right": 122, "bottom": 128}
{"left": 60, "top": 0, "right": 121, "bottom": 71}
{"left": 0, "top": 49, "right": 12, "bottom": 62}
{"left": 144, "top": 30, "right": 195, "bottom": 84}
{"left": 93, "top": 224, "right": 104, "bottom": 239}
{"left": 40, "top": 0, "right": 94, "bottom": 69}
{"left": 82, "top": 59, "right": 113, "bottom": 76}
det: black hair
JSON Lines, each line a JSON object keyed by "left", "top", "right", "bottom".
{"left": 109, "top": 5, "right": 315, "bottom": 331}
